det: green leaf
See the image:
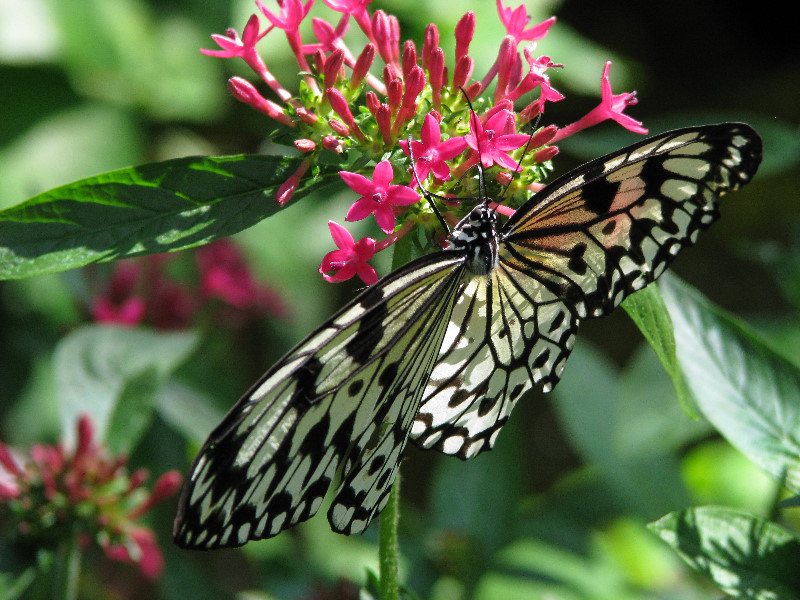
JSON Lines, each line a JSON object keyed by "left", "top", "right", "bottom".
{"left": 649, "top": 506, "right": 800, "bottom": 599}
{"left": 0, "top": 154, "right": 342, "bottom": 280}
{"left": 53, "top": 325, "right": 199, "bottom": 453}
{"left": 659, "top": 274, "right": 800, "bottom": 494}
{"left": 622, "top": 284, "right": 694, "bottom": 416}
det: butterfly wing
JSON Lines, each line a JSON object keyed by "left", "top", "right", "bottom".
{"left": 502, "top": 123, "right": 763, "bottom": 317}
{"left": 413, "top": 123, "right": 762, "bottom": 458}
{"left": 411, "top": 268, "right": 577, "bottom": 458}
{"left": 174, "top": 253, "right": 465, "bottom": 549}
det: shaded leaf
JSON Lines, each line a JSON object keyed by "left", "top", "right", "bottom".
{"left": 553, "top": 340, "right": 693, "bottom": 517}
{"left": 53, "top": 325, "right": 198, "bottom": 452}
{"left": 659, "top": 274, "right": 800, "bottom": 494}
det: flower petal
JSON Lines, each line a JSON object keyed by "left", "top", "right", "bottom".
{"left": 372, "top": 160, "right": 395, "bottom": 187}
{"left": 327, "top": 220, "right": 355, "bottom": 249}
{"left": 340, "top": 171, "right": 376, "bottom": 196}
{"left": 346, "top": 197, "right": 377, "bottom": 221}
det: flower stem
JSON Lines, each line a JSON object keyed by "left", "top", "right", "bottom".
{"left": 379, "top": 474, "right": 401, "bottom": 600}
{"left": 53, "top": 527, "right": 82, "bottom": 600}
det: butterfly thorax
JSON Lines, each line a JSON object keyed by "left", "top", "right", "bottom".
{"left": 446, "top": 203, "right": 500, "bottom": 275}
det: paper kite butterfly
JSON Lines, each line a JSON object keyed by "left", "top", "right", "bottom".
{"left": 174, "top": 122, "right": 762, "bottom": 549}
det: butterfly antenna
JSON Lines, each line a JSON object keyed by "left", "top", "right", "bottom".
{"left": 407, "top": 135, "right": 450, "bottom": 233}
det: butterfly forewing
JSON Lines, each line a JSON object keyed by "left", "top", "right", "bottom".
{"left": 174, "top": 254, "right": 464, "bottom": 549}
{"left": 502, "top": 123, "right": 763, "bottom": 317}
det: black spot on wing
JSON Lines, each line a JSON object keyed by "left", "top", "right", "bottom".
{"left": 602, "top": 220, "right": 617, "bottom": 236}
{"left": 567, "top": 243, "right": 588, "bottom": 275}
{"left": 379, "top": 361, "right": 399, "bottom": 387}
{"left": 583, "top": 168, "right": 621, "bottom": 215}
{"left": 345, "top": 297, "right": 388, "bottom": 363}
{"left": 293, "top": 357, "right": 323, "bottom": 405}
{"left": 348, "top": 379, "right": 364, "bottom": 396}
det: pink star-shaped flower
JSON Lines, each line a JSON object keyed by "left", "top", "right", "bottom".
{"left": 319, "top": 221, "right": 379, "bottom": 285}
{"left": 341, "top": 160, "right": 420, "bottom": 234}
{"left": 256, "top": 0, "right": 313, "bottom": 32}
{"left": 496, "top": 0, "right": 556, "bottom": 43}
{"left": 399, "top": 114, "right": 467, "bottom": 184}
{"left": 201, "top": 14, "right": 269, "bottom": 63}
{"left": 552, "top": 61, "right": 648, "bottom": 142}
{"left": 516, "top": 45, "right": 564, "bottom": 111}
{"left": 464, "top": 109, "right": 531, "bottom": 171}
{"left": 597, "top": 61, "right": 648, "bottom": 134}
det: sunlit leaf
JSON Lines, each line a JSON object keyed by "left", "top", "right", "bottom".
{"left": 622, "top": 284, "right": 693, "bottom": 415}
{"left": 0, "top": 154, "right": 342, "bottom": 280}
{"left": 649, "top": 506, "right": 800, "bottom": 599}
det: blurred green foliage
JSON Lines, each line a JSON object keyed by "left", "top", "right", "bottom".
{"left": 1, "top": 0, "right": 799, "bottom": 599}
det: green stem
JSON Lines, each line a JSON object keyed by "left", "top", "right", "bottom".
{"left": 379, "top": 474, "right": 401, "bottom": 600}
{"left": 53, "top": 527, "right": 82, "bottom": 600}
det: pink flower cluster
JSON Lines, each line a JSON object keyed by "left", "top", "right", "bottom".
{"left": 0, "top": 415, "right": 181, "bottom": 580}
{"left": 203, "top": 0, "right": 647, "bottom": 285}
{"left": 90, "top": 239, "right": 287, "bottom": 328}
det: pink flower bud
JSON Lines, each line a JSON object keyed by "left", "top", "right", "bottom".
{"left": 351, "top": 43, "right": 375, "bottom": 89}
{"left": 127, "top": 468, "right": 150, "bottom": 494}
{"left": 464, "top": 81, "right": 482, "bottom": 100}
{"left": 452, "top": 55, "right": 474, "bottom": 90}
{"left": 422, "top": 23, "right": 439, "bottom": 69}
{"left": 328, "top": 118, "right": 350, "bottom": 136}
{"left": 326, "top": 87, "right": 365, "bottom": 139}
{"left": 0, "top": 443, "right": 24, "bottom": 477}
{"left": 455, "top": 11, "right": 475, "bottom": 61}
{"left": 372, "top": 9, "right": 398, "bottom": 66}
{"left": 534, "top": 145, "right": 559, "bottom": 162}
{"left": 294, "top": 138, "right": 317, "bottom": 153}
{"left": 365, "top": 90, "right": 380, "bottom": 115}
{"left": 323, "top": 49, "right": 345, "bottom": 90}
{"left": 75, "top": 414, "right": 95, "bottom": 461}
{"left": 428, "top": 47, "right": 445, "bottom": 107}
{"left": 495, "top": 171, "right": 513, "bottom": 186}
{"left": 322, "top": 135, "right": 345, "bottom": 153}
{"left": 275, "top": 158, "right": 311, "bottom": 205}
{"left": 402, "top": 40, "right": 417, "bottom": 79}
{"left": 404, "top": 65, "right": 426, "bottom": 100}
{"left": 518, "top": 99, "right": 541, "bottom": 124}
{"left": 528, "top": 124, "right": 558, "bottom": 148}
{"left": 376, "top": 104, "right": 393, "bottom": 144}
{"left": 295, "top": 107, "right": 319, "bottom": 125}
{"left": 495, "top": 36, "right": 519, "bottom": 102}
{"left": 387, "top": 78, "right": 403, "bottom": 110}
{"left": 228, "top": 77, "right": 294, "bottom": 127}
{"left": 313, "top": 48, "right": 326, "bottom": 77}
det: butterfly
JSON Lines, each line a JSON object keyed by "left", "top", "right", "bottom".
{"left": 174, "top": 122, "right": 762, "bottom": 549}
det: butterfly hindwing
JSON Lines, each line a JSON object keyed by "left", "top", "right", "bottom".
{"left": 411, "top": 268, "right": 578, "bottom": 458}
{"left": 174, "top": 254, "right": 464, "bottom": 549}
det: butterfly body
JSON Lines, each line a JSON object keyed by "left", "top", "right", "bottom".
{"left": 175, "top": 123, "right": 762, "bottom": 549}
{"left": 446, "top": 204, "right": 501, "bottom": 274}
